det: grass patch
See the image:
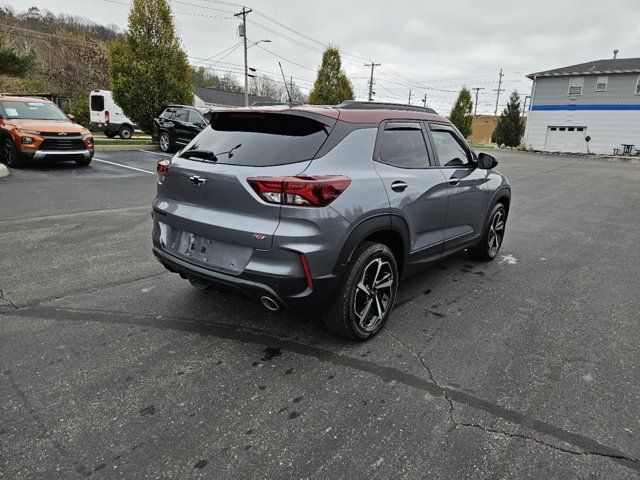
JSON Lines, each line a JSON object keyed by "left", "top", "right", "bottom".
{"left": 94, "top": 140, "right": 155, "bottom": 146}
{"left": 469, "top": 142, "right": 496, "bottom": 150}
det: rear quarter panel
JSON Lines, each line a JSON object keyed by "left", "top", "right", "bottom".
{"left": 275, "top": 127, "right": 388, "bottom": 278}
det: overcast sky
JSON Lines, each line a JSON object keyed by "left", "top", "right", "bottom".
{"left": 5, "top": 0, "right": 640, "bottom": 113}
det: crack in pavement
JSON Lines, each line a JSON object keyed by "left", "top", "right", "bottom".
{"left": 2, "top": 369, "right": 92, "bottom": 477}
{"left": 383, "top": 328, "right": 456, "bottom": 428}
{"left": 0, "top": 288, "right": 18, "bottom": 310}
{"left": 382, "top": 328, "right": 640, "bottom": 473}
{"left": 3, "top": 304, "right": 639, "bottom": 474}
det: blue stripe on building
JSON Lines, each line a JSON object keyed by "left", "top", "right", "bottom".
{"left": 531, "top": 104, "right": 640, "bottom": 111}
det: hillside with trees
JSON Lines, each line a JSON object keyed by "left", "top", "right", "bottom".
{"left": 0, "top": 6, "right": 119, "bottom": 124}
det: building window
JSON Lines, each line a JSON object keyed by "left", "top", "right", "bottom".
{"left": 568, "top": 77, "right": 584, "bottom": 96}
{"left": 595, "top": 76, "right": 608, "bottom": 92}
{"left": 636, "top": 76, "right": 640, "bottom": 95}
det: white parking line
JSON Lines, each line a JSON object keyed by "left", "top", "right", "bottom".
{"left": 93, "top": 157, "right": 155, "bottom": 175}
{"left": 141, "top": 150, "right": 172, "bottom": 158}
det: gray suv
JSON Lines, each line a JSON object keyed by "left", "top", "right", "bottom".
{"left": 152, "top": 101, "right": 510, "bottom": 340}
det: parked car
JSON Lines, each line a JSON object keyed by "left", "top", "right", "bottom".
{"left": 89, "top": 90, "right": 137, "bottom": 139}
{"left": 153, "top": 105, "right": 210, "bottom": 153}
{"left": 151, "top": 101, "right": 511, "bottom": 340}
{"left": 0, "top": 95, "right": 94, "bottom": 168}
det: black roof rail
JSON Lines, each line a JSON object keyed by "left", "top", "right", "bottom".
{"left": 335, "top": 100, "right": 437, "bottom": 115}
{"left": 251, "top": 100, "right": 304, "bottom": 107}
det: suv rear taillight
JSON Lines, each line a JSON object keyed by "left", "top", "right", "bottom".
{"left": 247, "top": 176, "right": 351, "bottom": 207}
{"left": 157, "top": 159, "right": 170, "bottom": 181}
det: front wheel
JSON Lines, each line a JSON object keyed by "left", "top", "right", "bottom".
{"left": 75, "top": 158, "right": 92, "bottom": 167}
{"left": 467, "top": 203, "right": 507, "bottom": 261}
{"left": 324, "top": 242, "right": 398, "bottom": 340}
{"left": 1, "top": 138, "right": 22, "bottom": 168}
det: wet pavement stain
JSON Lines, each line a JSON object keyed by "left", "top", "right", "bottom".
{"left": 288, "top": 411, "right": 300, "bottom": 420}
{"left": 261, "top": 347, "right": 282, "bottom": 361}
{"left": 139, "top": 405, "right": 156, "bottom": 416}
{"left": 194, "top": 459, "right": 208, "bottom": 469}
{"left": 284, "top": 368, "right": 294, "bottom": 375}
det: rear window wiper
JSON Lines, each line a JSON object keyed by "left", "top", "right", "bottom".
{"left": 180, "top": 150, "right": 218, "bottom": 162}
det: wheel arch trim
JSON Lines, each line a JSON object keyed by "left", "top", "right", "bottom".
{"left": 335, "top": 214, "right": 410, "bottom": 274}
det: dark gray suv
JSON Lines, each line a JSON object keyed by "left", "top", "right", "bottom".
{"left": 152, "top": 101, "right": 510, "bottom": 340}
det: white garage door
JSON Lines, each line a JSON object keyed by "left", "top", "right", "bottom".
{"left": 544, "top": 126, "right": 587, "bottom": 153}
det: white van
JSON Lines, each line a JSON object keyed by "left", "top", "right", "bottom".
{"left": 89, "top": 90, "right": 137, "bottom": 139}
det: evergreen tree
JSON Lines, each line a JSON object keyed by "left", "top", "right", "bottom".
{"left": 109, "top": 0, "right": 192, "bottom": 132}
{"left": 308, "top": 47, "right": 354, "bottom": 105}
{"left": 494, "top": 91, "right": 524, "bottom": 147}
{"left": 449, "top": 87, "right": 474, "bottom": 138}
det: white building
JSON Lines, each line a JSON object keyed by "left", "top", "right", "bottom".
{"left": 524, "top": 56, "right": 640, "bottom": 154}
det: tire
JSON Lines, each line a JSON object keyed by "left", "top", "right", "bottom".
{"left": 1, "top": 138, "right": 22, "bottom": 168}
{"left": 467, "top": 203, "right": 507, "bottom": 261}
{"left": 158, "top": 131, "right": 172, "bottom": 153}
{"left": 119, "top": 125, "right": 133, "bottom": 140}
{"left": 75, "top": 158, "right": 92, "bottom": 167}
{"left": 104, "top": 131, "right": 116, "bottom": 139}
{"left": 324, "top": 241, "right": 399, "bottom": 341}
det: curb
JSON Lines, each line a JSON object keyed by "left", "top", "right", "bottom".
{"left": 519, "top": 150, "right": 640, "bottom": 165}
{"left": 0, "top": 163, "right": 8, "bottom": 178}
{"left": 94, "top": 144, "right": 159, "bottom": 152}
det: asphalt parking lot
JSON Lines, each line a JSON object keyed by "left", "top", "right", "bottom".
{"left": 1, "top": 149, "right": 639, "bottom": 479}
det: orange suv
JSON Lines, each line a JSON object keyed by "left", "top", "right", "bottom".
{"left": 0, "top": 95, "right": 94, "bottom": 168}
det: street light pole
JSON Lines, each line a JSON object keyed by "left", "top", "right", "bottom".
{"left": 234, "top": 7, "right": 252, "bottom": 107}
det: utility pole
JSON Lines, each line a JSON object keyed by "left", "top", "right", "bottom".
{"left": 408, "top": 89, "right": 412, "bottom": 105}
{"left": 471, "top": 87, "right": 484, "bottom": 116}
{"left": 493, "top": 68, "right": 505, "bottom": 120}
{"left": 365, "top": 62, "right": 381, "bottom": 102}
{"left": 422, "top": 93, "right": 427, "bottom": 107}
{"left": 234, "top": 6, "right": 252, "bottom": 107}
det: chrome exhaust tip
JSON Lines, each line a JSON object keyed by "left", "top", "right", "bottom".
{"left": 260, "top": 295, "right": 280, "bottom": 312}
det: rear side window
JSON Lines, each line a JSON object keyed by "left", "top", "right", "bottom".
{"left": 182, "top": 112, "right": 331, "bottom": 166}
{"left": 378, "top": 122, "right": 430, "bottom": 168}
{"left": 90, "top": 95, "right": 104, "bottom": 112}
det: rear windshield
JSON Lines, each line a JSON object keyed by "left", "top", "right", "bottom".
{"left": 180, "top": 112, "right": 332, "bottom": 166}
{"left": 0, "top": 101, "right": 69, "bottom": 121}
{"left": 90, "top": 95, "right": 104, "bottom": 112}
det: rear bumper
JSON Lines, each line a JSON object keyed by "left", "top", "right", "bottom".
{"left": 19, "top": 149, "right": 94, "bottom": 162}
{"left": 152, "top": 246, "right": 339, "bottom": 314}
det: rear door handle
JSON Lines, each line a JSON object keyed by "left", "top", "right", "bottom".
{"left": 391, "top": 181, "right": 408, "bottom": 192}
{"left": 448, "top": 177, "right": 461, "bottom": 186}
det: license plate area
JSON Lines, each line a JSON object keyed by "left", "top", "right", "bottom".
{"left": 157, "top": 222, "right": 253, "bottom": 275}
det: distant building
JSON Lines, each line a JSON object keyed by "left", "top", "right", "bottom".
{"left": 469, "top": 115, "right": 498, "bottom": 143}
{"left": 524, "top": 56, "right": 640, "bottom": 154}
{"left": 193, "top": 86, "right": 275, "bottom": 108}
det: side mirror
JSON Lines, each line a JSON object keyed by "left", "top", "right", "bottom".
{"left": 67, "top": 114, "right": 75, "bottom": 121}
{"left": 478, "top": 152, "right": 498, "bottom": 170}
